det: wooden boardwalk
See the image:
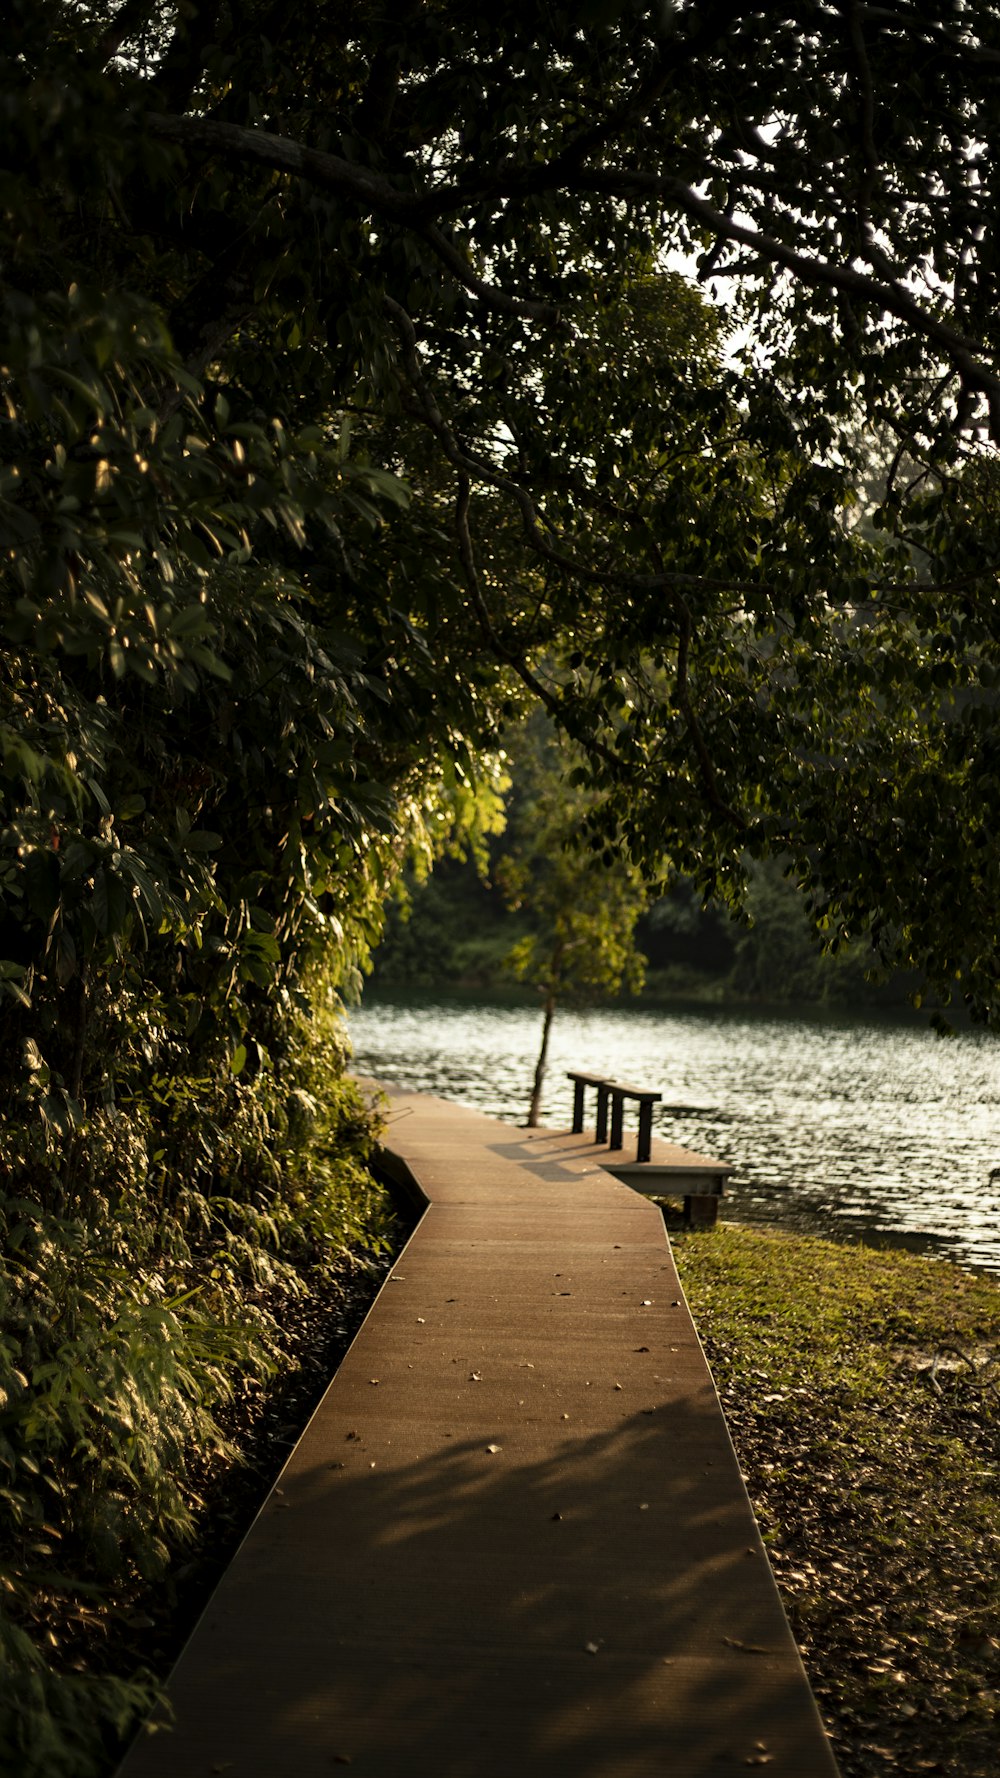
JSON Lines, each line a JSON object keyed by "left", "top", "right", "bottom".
{"left": 117, "top": 1089, "right": 839, "bottom": 1778}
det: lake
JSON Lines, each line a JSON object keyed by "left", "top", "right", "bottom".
{"left": 347, "top": 992, "right": 1000, "bottom": 1274}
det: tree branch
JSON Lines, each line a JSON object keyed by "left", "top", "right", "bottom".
{"left": 579, "top": 167, "right": 1000, "bottom": 439}
{"left": 144, "top": 112, "right": 560, "bottom": 324}
{"left": 144, "top": 100, "right": 1000, "bottom": 431}
{"left": 420, "top": 224, "right": 561, "bottom": 324}
{"left": 146, "top": 110, "right": 433, "bottom": 214}
{"left": 452, "top": 475, "right": 620, "bottom": 765}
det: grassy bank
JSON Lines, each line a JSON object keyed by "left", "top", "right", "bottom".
{"left": 672, "top": 1225, "right": 1000, "bottom": 1778}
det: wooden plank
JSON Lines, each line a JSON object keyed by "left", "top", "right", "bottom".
{"left": 520, "top": 1126, "right": 733, "bottom": 1190}
{"left": 602, "top": 1081, "right": 663, "bottom": 1102}
{"left": 604, "top": 1165, "right": 729, "bottom": 1193}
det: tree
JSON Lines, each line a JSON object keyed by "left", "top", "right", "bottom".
{"left": 11, "top": 0, "right": 996, "bottom": 1012}
{"left": 495, "top": 717, "right": 648, "bottom": 1124}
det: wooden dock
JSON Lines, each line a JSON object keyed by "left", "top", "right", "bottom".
{"left": 117, "top": 1088, "right": 839, "bottom": 1778}
{"left": 525, "top": 1118, "right": 734, "bottom": 1225}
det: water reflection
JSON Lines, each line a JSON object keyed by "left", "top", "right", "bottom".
{"left": 348, "top": 993, "right": 1000, "bottom": 1274}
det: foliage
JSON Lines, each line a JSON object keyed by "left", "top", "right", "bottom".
{"left": 490, "top": 714, "right": 650, "bottom": 1119}
{"left": 371, "top": 854, "right": 911, "bottom": 1012}
{"left": 4, "top": 0, "right": 1000, "bottom": 1018}
{"left": 497, "top": 719, "right": 648, "bottom": 1006}
{"left": 0, "top": 27, "right": 488, "bottom": 1763}
{"left": 0, "top": 984, "right": 398, "bottom": 1778}
{"left": 372, "top": 855, "right": 520, "bottom": 992}
{"left": 675, "top": 1226, "right": 1000, "bottom": 1778}
{"left": 726, "top": 859, "right": 905, "bottom": 1008}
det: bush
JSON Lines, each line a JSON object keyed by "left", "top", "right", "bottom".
{"left": 0, "top": 984, "right": 397, "bottom": 1777}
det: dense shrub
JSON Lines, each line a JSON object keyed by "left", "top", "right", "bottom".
{"left": 0, "top": 985, "right": 397, "bottom": 1777}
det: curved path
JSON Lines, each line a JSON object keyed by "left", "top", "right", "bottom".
{"left": 118, "top": 1088, "right": 839, "bottom": 1778}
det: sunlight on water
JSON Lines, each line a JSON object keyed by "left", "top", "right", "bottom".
{"left": 347, "top": 994, "right": 1000, "bottom": 1273}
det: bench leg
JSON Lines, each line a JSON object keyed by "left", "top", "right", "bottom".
{"left": 609, "top": 1091, "right": 624, "bottom": 1151}
{"left": 571, "top": 1079, "right": 586, "bottom": 1134}
{"left": 637, "top": 1102, "right": 653, "bottom": 1164}
{"left": 595, "top": 1085, "right": 610, "bottom": 1144}
{"left": 685, "top": 1195, "right": 719, "bottom": 1228}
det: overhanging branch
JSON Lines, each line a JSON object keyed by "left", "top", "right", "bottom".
{"left": 581, "top": 167, "right": 1000, "bottom": 437}
{"left": 144, "top": 106, "right": 1000, "bottom": 430}
{"left": 144, "top": 112, "right": 560, "bottom": 325}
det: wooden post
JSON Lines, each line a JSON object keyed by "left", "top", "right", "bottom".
{"left": 685, "top": 1194, "right": 719, "bottom": 1228}
{"left": 595, "top": 1083, "right": 610, "bottom": 1143}
{"left": 609, "top": 1089, "right": 625, "bottom": 1151}
{"left": 571, "top": 1078, "right": 586, "bottom": 1133}
{"left": 637, "top": 1098, "right": 654, "bottom": 1164}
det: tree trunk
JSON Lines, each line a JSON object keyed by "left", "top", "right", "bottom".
{"left": 527, "top": 993, "right": 556, "bottom": 1126}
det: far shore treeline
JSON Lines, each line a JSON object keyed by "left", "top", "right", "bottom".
{"left": 6, "top": 4, "right": 1000, "bottom": 1772}
{"left": 372, "top": 840, "right": 917, "bottom": 1014}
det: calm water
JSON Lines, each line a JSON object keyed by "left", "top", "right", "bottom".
{"left": 348, "top": 993, "right": 1000, "bottom": 1274}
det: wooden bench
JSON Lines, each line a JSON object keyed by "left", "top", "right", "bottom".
{"left": 566, "top": 1070, "right": 732, "bottom": 1225}
{"left": 567, "top": 1071, "right": 662, "bottom": 1161}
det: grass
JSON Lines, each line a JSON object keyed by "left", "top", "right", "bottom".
{"left": 672, "top": 1223, "right": 1000, "bottom": 1778}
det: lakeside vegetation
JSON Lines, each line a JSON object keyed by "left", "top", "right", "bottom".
{"left": 372, "top": 849, "right": 915, "bottom": 1014}
{"left": 0, "top": 994, "right": 399, "bottom": 1778}
{"left": 674, "top": 1223, "right": 1000, "bottom": 1778}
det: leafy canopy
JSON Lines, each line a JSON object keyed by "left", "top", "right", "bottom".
{"left": 6, "top": 0, "right": 1000, "bottom": 1043}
